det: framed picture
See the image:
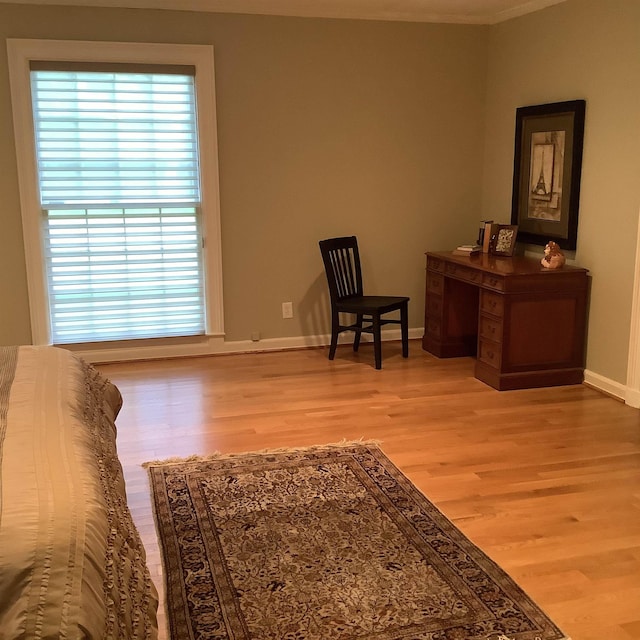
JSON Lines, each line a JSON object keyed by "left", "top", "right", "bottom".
{"left": 490, "top": 224, "right": 518, "bottom": 256}
{"left": 510, "top": 100, "right": 585, "bottom": 250}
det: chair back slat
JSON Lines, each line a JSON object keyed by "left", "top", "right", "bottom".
{"left": 319, "top": 236, "right": 363, "bottom": 303}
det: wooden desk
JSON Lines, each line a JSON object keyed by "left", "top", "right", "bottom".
{"left": 422, "top": 251, "right": 589, "bottom": 390}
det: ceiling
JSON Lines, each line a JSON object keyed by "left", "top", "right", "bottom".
{"left": 1, "top": 0, "right": 567, "bottom": 24}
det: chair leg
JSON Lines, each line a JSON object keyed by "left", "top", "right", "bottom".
{"left": 372, "top": 314, "right": 382, "bottom": 370}
{"left": 401, "top": 302, "right": 409, "bottom": 358}
{"left": 329, "top": 313, "right": 339, "bottom": 360}
{"left": 353, "top": 314, "right": 363, "bottom": 352}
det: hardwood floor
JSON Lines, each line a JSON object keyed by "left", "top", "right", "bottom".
{"left": 98, "top": 341, "right": 640, "bottom": 640}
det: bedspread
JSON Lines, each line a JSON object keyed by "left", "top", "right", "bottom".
{"left": 0, "top": 346, "right": 158, "bottom": 639}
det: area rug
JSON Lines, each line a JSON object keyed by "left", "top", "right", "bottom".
{"left": 146, "top": 443, "right": 569, "bottom": 640}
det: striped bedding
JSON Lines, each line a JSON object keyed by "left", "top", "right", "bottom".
{"left": 0, "top": 346, "right": 157, "bottom": 639}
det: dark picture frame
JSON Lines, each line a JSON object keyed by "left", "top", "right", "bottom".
{"left": 490, "top": 224, "right": 518, "bottom": 256}
{"left": 510, "top": 99, "right": 585, "bottom": 250}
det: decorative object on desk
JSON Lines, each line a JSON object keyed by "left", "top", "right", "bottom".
{"left": 477, "top": 219, "right": 493, "bottom": 246}
{"left": 511, "top": 99, "right": 585, "bottom": 250}
{"left": 540, "top": 240, "right": 566, "bottom": 269}
{"left": 482, "top": 221, "right": 499, "bottom": 253}
{"left": 147, "top": 443, "right": 569, "bottom": 640}
{"left": 489, "top": 224, "right": 518, "bottom": 256}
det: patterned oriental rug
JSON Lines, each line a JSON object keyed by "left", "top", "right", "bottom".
{"left": 146, "top": 443, "right": 569, "bottom": 640}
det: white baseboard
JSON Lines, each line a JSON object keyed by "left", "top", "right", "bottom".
{"left": 76, "top": 328, "right": 425, "bottom": 364}
{"left": 74, "top": 338, "right": 639, "bottom": 410}
{"left": 625, "top": 389, "right": 640, "bottom": 409}
{"left": 583, "top": 369, "right": 627, "bottom": 403}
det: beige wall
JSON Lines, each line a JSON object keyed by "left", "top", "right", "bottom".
{"left": 482, "top": 0, "right": 640, "bottom": 385}
{"left": 0, "top": 4, "right": 488, "bottom": 346}
{"left": 2, "top": 0, "right": 637, "bottom": 387}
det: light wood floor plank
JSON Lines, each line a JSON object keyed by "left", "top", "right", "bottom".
{"left": 98, "top": 342, "right": 640, "bottom": 640}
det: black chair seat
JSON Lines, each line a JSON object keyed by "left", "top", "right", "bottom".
{"left": 334, "top": 295, "right": 409, "bottom": 315}
{"left": 319, "top": 236, "right": 410, "bottom": 369}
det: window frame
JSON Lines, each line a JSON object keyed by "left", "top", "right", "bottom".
{"left": 7, "top": 38, "right": 224, "bottom": 346}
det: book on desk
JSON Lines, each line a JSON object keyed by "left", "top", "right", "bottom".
{"left": 453, "top": 244, "right": 481, "bottom": 256}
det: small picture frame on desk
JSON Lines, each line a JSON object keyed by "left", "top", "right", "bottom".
{"left": 490, "top": 224, "right": 518, "bottom": 256}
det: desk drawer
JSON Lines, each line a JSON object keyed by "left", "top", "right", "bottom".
{"left": 482, "top": 273, "right": 505, "bottom": 292}
{"left": 427, "top": 256, "right": 445, "bottom": 273}
{"left": 426, "top": 295, "right": 443, "bottom": 317}
{"left": 479, "top": 314, "right": 503, "bottom": 342}
{"left": 445, "top": 262, "right": 483, "bottom": 285}
{"left": 480, "top": 291, "right": 504, "bottom": 317}
{"left": 426, "top": 272, "right": 444, "bottom": 295}
{"left": 426, "top": 316, "right": 442, "bottom": 339}
{"left": 478, "top": 339, "right": 502, "bottom": 368}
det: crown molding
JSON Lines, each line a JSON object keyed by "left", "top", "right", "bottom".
{"left": 0, "top": 0, "right": 568, "bottom": 25}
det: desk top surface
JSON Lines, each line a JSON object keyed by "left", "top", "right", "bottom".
{"left": 427, "top": 251, "right": 589, "bottom": 277}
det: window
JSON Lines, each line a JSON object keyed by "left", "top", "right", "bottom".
{"left": 8, "top": 40, "right": 223, "bottom": 347}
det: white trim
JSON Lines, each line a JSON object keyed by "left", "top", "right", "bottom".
{"left": 583, "top": 369, "right": 626, "bottom": 402}
{"left": 6, "top": 41, "right": 50, "bottom": 343}
{"left": 625, "top": 206, "right": 640, "bottom": 408}
{"left": 625, "top": 388, "right": 640, "bottom": 409}
{"left": 0, "top": 0, "right": 569, "bottom": 25}
{"left": 6, "top": 38, "right": 224, "bottom": 343}
{"left": 73, "top": 327, "right": 425, "bottom": 363}
{"left": 71, "top": 335, "right": 631, "bottom": 404}
{"left": 490, "top": 0, "right": 567, "bottom": 24}
{"left": 193, "top": 51, "right": 225, "bottom": 336}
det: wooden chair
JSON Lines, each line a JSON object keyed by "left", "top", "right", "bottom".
{"left": 319, "top": 236, "right": 409, "bottom": 369}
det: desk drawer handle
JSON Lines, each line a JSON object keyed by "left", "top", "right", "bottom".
{"left": 482, "top": 294, "right": 504, "bottom": 317}
{"left": 482, "top": 347, "right": 499, "bottom": 365}
{"left": 427, "top": 275, "right": 443, "bottom": 294}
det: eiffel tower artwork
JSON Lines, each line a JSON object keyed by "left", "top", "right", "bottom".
{"left": 530, "top": 143, "right": 554, "bottom": 201}
{"left": 534, "top": 158, "right": 548, "bottom": 195}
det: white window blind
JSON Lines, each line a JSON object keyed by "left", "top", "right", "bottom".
{"left": 30, "top": 68, "right": 205, "bottom": 343}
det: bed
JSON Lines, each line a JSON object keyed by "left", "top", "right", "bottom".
{"left": 0, "top": 346, "right": 158, "bottom": 639}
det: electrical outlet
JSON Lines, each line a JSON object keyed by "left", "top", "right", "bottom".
{"left": 251, "top": 331, "right": 261, "bottom": 342}
{"left": 282, "top": 302, "right": 293, "bottom": 319}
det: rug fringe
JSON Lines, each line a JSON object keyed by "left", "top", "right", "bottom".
{"left": 142, "top": 437, "right": 383, "bottom": 469}
{"left": 488, "top": 636, "right": 571, "bottom": 640}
